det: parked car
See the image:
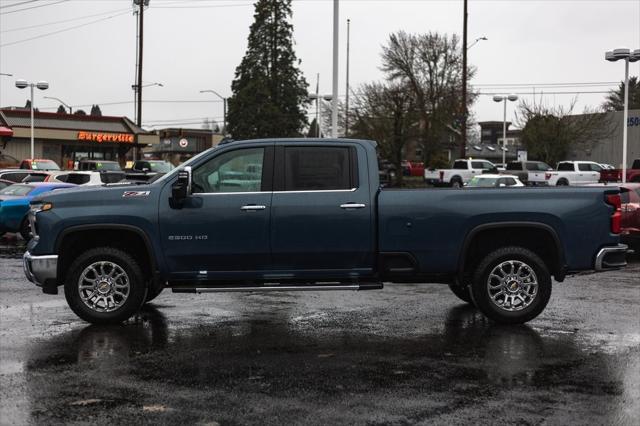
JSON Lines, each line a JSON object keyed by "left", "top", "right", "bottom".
{"left": 465, "top": 174, "right": 525, "bottom": 188}
{"left": 24, "top": 138, "right": 626, "bottom": 326}
{"left": 0, "top": 182, "right": 76, "bottom": 239}
{"left": 0, "top": 154, "right": 19, "bottom": 169}
{"left": 620, "top": 183, "right": 640, "bottom": 250}
{"left": 125, "top": 160, "right": 174, "bottom": 182}
{"left": 52, "top": 171, "right": 126, "bottom": 185}
{"left": 505, "top": 161, "right": 553, "bottom": 186}
{"left": 600, "top": 159, "right": 640, "bottom": 183}
{"left": 22, "top": 171, "right": 59, "bottom": 183}
{"left": 424, "top": 158, "right": 497, "bottom": 187}
{"left": 545, "top": 161, "right": 602, "bottom": 186}
{"left": 19, "top": 159, "right": 61, "bottom": 171}
{"left": 0, "top": 169, "right": 48, "bottom": 183}
{"left": 0, "top": 179, "right": 14, "bottom": 190}
{"left": 402, "top": 160, "right": 425, "bottom": 177}
{"left": 77, "top": 159, "right": 122, "bottom": 172}
{"left": 378, "top": 159, "right": 397, "bottom": 186}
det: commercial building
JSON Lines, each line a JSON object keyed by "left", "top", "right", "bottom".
{"left": 151, "top": 128, "right": 224, "bottom": 165}
{"left": 0, "top": 108, "right": 157, "bottom": 169}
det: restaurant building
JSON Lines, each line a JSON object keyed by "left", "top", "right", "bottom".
{"left": 0, "top": 108, "right": 158, "bottom": 169}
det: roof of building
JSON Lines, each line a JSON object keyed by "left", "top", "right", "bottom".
{"left": 0, "top": 108, "right": 150, "bottom": 134}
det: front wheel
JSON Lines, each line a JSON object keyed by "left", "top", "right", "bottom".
{"left": 19, "top": 217, "right": 31, "bottom": 241}
{"left": 448, "top": 282, "right": 473, "bottom": 304}
{"left": 470, "top": 246, "right": 551, "bottom": 324}
{"left": 64, "top": 247, "right": 147, "bottom": 325}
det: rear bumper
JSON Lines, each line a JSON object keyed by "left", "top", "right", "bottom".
{"left": 594, "top": 244, "right": 628, "bottom": 271}
{"left": 23, "top": 251, "right": 58, "bottom": 287}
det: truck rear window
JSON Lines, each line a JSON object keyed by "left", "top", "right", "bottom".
{"left": 284, "top": 147, "right": 352, "bottom": 191}
{"left": 557, "top": 163, "right": 574, "bottom": 171}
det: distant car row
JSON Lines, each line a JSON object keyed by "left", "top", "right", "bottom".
{"left": 0, "top": 159, "right": 174, "bottom": 185}
{"left": 424, "top": 158, "right": 636, "bottom": 187}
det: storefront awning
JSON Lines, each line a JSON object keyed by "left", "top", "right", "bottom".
{"left": 0, "top": 126, "right": 13, "bottom": 137}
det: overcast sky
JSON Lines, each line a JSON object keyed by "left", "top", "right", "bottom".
{"left": 1, "top": 0, "right": 639, "bottom": 134}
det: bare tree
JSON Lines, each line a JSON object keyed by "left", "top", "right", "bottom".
{"left": 381, "top": 31, "right": 476, "bottom": 165}
{"left": 515, "top": 98, "right": 614, "bottom": 166}
{"left": 349, "top": 82, "right": 418, "bottom": 185}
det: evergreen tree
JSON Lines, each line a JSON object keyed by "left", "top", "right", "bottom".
{"left": 602, "top": 77, "right": 640, "bottom": 111}
{"left": 74, "top": 109, "right": 87, "bottom": 116}
{"left": 90, "top": 104, "right": 102, "bottom": 116}
{"left": 227, "top": 0, "right": 309, "bottom": 139}
{"left": 56, "top": 105, "right": 67, "bottom": 114}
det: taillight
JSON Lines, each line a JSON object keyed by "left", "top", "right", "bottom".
{"left": 606, "top": 194, "right": 622, "bottom": 234}
{"left": 545, "top": 173, "right": 551, "bottom": 180}
{"left": 439, "top": 171, "right": 444, "bottom": 182}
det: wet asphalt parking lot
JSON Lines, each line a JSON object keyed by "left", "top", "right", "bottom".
{"left": 0, "top": 237, "right": 639, "bottom": 425}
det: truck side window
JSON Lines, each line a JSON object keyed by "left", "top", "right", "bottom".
{"left": 453, "top": 160, "right": 467, "bottom": 169}
{"left": 284, "top": 147, "right": 351, "bottom": 191}
{"left": 578, "top": 163, "right": 591, "bottom": 172}
{"left": 506, "top": 162, "right": 522, "bottom": 171}
{"left": 192, "top": 148, "right": 264, "bottom": 193}
{"left": 557, "top": 163, "right": 573, "bottom": 171}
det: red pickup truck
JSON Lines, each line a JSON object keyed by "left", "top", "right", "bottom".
{"left": 600, "top": 159, "right": 640, "bottom": 183}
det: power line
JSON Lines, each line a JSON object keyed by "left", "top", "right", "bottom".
{"left": 474, "top": 81, "right": 619, "bottom": 87}
{"left": 1, "top": 8, "right": 131, "bottom": 33}
{"left": 479, "top": 90, "right": 611, "bottom": 95}
{"left": 0, "top": 10, "right": 132, "bottom": 47}
{"left": 0, "top": 0, "right": 40, "bottom": 10}
{"left": 0, "top": 0, "right": 70, "bottom": 15}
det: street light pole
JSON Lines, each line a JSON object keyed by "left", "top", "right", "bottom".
{"left": 15, "top": 79, "right": 49, "bottom": 159}
{"left": 199, "top": 89, "right": 227, "bottom": 133}
{"left": 493, "top": 94, "right": 518, "bottom": 165}
{"left": 345, "top": 18, "right": 350, "bottom": 137}
{"left": 44, "top": 96, "right": 72, "bottom": 114}
{"left": 331, "top": 0, "right": 339, "bottom": 138}
{"left": 605, "top": 48, "right": 640, "bottom": 183}
{"left": 460, "top": 0, "right": 468, "bottom": 158}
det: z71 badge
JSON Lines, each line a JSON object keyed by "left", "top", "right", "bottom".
{"left": 122, "top": 191, "right": 150, "bottom": 198}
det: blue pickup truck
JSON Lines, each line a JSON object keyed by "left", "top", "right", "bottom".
{"left": 24, "top": 139, "right": 627, "bottom": 325}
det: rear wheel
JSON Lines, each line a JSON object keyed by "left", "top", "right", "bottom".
{"left": 64, "top": 247, "right": 147, "bottom": 325}
{"left": 556, "top": 178, "right": 569, "bottom": 186}
{"left": 144, "top": 285, "right": 164, "bottom": 304}
{"left": 470, "top": 246, "right": 551, "bottom": 324}
{"left": 451, "top": 177, "right": 463, "bottom": 188}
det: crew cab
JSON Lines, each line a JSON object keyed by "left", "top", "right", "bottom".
{"left": 424, "top": 158, "right": 496, "bottom": 187}
{"left": 505, "top": 161, "right": 552, "bottom": 186}
{"left": 24, "top": 139, "right": 627, "bottom": 326}
{"left": 545, "top": 161, "right": 602, "bottom": 186}
{"left": 600, "top": 159, "right": 640, "bottom": 183}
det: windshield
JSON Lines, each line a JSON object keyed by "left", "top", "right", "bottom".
{"left": 95, "top": 162, "right": 122, "bottom": 171}
{"left": 152, "top": 147, "right": 217, "bottom": 185}
{"left": 149, "top": 161, "right": 175, "bottom": 173}
{"left": 31, "top": 160, "right": 60, "bottom": 170}
{"left": 0, "top": 184, "right": 34, "bottom": 196}
{"left": 467, "top": 176, "right": 498, "bottom": 187}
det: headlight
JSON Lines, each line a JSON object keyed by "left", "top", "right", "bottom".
{"left": 30, "top": 201, "right": 53, "bottom": 214}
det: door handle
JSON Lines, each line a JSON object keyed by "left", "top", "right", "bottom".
{"left": 340, "top": 203, "right": 366, "bottom": 209}
{"left": 241, "top": 205, "right": 266, "bottom": 211}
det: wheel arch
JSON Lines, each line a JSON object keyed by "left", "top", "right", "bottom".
{"left": 55, "top": 224, "right": 159, "bottom": 287}
{"left": 458, "top": 222, "right": 566, "bottom": 283}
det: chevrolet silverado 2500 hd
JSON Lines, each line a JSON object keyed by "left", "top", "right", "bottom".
{"left": 24, "top": 139, "right": 627, "bottom": 325}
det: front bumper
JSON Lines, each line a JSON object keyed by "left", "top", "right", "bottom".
{"left": 23, "top": 251, "right": 58, "bottom": 287}
{"left": 594, "top": 244, "right": 628, "bottom": 271}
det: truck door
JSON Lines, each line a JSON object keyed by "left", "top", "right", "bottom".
{"left": 270, "top": 144, "right": 374, "bottom": 279}
{"left": 159, "top": 146, "right": 274, "bottom": 280}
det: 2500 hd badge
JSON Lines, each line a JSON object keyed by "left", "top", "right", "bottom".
{"left": 168, "top": 235, "right": 208, "bottom": 241}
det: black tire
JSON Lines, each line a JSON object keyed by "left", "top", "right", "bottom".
{"left": 470, "top": 246, "right": 551, "bottom": 324}
{"left": 448, "top": 282, "right": 473, "bottom": 304}
{"left": 451, "top": 177, "right": 463, "bottom": 188}
{"left": 556, "top": 179, "right": 569, "bottom": 186}
{"left": 19, "top": 216, "right": 31, "bottom": 241}
{"left": 144, "top": 285, "right": 164, "bottom": 304}
{"left": 64, "top": 247, "right": 148, "bottom": 325}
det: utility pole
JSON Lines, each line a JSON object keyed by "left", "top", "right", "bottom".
{"left": 331, "top": 0, "right": 339, "bottom": 138}
{"left": 345, "top": 18, "right": 350, "bottom": 137}
{"left": 134, "top": 0, "right": 148, "bottom": 161}
{"left": 461, "top": 0, "right": 468, "bottom": 158}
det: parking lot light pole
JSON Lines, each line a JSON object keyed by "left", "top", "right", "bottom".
{"left": 606, "top": 48, "right": 640, "bottom": 183}
{"left": 493, "top": 94, "right": 518, "bottom": 165}
{"left": 308, "top": 94, "right": 333, "bottom": 137}
{"left": 15, "top": 79, "right": 49, "bottom": 159}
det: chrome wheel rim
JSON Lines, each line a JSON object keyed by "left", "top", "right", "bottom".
{"left": 78, "top": 261, "right": 130, "bottom": 313}
{"left": 487, "top": 260, "right": 538, "bottom": 312}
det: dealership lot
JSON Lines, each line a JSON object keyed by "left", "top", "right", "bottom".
{"left": 1, "top": 246, "right": 638, "bottom": 425}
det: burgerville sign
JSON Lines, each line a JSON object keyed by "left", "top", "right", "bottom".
{"left": 77, "top": 132, "right": 134, "bottom": 143}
